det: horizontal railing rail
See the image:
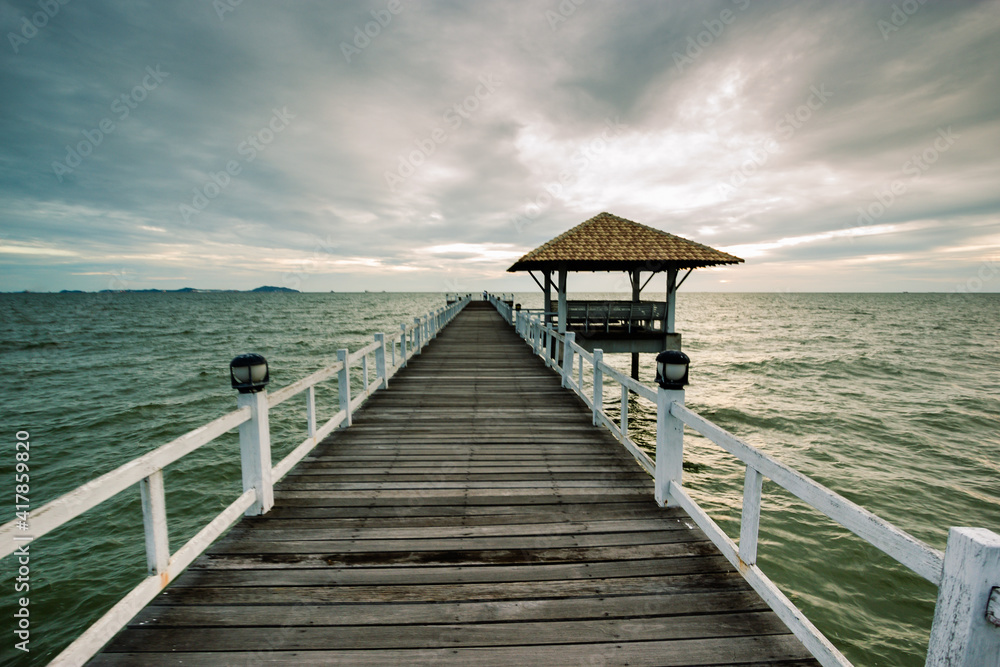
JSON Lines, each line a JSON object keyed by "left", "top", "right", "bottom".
{"left": 499, "top": 298, "right": 1000, "bottom": 667}
{"left": 0, "top": 296, "right": 470, "bottom": 666}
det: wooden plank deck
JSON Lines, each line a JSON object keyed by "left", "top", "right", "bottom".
{"left": 90, "top": 302, "right": 819, "bottom": 666}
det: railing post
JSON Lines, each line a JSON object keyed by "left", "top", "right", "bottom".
{"left": 926, "top": 527, "right": 1000, "bottom": 665}
{"left": 139, "top": 470, "right": 169, "bottom": 576}
{"left": 592, "top": 349, "right": 603, "bottom": 426}
{"left": 543, "top": 328, "right": 551, "bottom": 368}
{"left": 361, "top": 354, "right": 369, "bottom": 390}
{"left": 561, "top": 332, "right": 575, "bottom": 388}
{"left": 237, "top": 389, "right": 274, "bottom": 515}
{"left": 654, "top": 386, "right": 684, "bottom": 507}
{"left": 413, "top": 317, "right": 422, "bottom": 354}
{"left": 338, "top": 348, "right": 352, "bottom": 428}
{"left": 306, "top": 386, "right": 316, "bottom": 438}
{"left": 375, "top": 332, "right": 387, "bottom": 389}
{"left": 620, "top": 385, "right": 629, "bottom": 442}
{"left": 400, "top": 323, "right": 407, "bottom": 366}
{"left": 739, "top": 466, "right": 763, "bottom": 567}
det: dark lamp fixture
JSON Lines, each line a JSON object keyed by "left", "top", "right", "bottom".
{"left": 230, "top": 353, "right": 269, "bottom": 393}
{"left": 655, "top": 350, "right": 690, "bottom": 390}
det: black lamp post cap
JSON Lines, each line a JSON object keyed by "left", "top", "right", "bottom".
{"left": 655, "top": 350, "right": 690, "bottom": 389}
{"left": 230, "top": 353, "right": 269, "bottom": 393}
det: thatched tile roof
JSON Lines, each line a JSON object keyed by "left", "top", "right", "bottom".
{"left": 507, "top": 212, "right": 744, "bottom": 272}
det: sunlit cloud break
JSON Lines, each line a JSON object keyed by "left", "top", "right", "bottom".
{"left": 720, "top": 223, "right": 925, "bottom": 259}
{"left": 422, "top": 243, "right": 526, "bottom": 263}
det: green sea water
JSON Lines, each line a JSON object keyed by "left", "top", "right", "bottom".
{"left": 0, "top": 291, "right": 997, "bottom": 665}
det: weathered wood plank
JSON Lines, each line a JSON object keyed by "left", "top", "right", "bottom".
{"left": 154, "top": 571, "right": 753, "bottom": 605}
{"left": 129, "top": 589, "right": 771, "bottom": 627}
{"left": 269, "top": 492, "right": 657, "bottom": 507}
{"left": 106, "top": 611, "right": 793, "bottom": 652}
{"left": 240, "top": 507, "right": 676, "bottom": 529}
{"left": 222, "top": 517, "right": 690, "bottom": 542}
{"left": 258, "top": 499, "right": 665, "bottom": 519}
{"left": 92, "top": 635, "right": 816, "bottom": 666}
{"left": 174, "top": 555, "right": 735, "bottom": 587}
{"left": 273, "top": 487, "right": 655, "bottom": 500}
{"left": 282, "top": 471, "right": 651, "bottom": 482}
{"left": 276, "top": 480, "right": 654, "bottom": 491}
{"left": 208, "top": 529, "right": 704, "bottom": 554}
{"left": 191, "top": 541, "right": 721, "bottom": 569}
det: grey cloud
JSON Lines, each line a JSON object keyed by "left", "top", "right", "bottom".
{"left": 1, "top": 0, "right": 998, "bottom": 292}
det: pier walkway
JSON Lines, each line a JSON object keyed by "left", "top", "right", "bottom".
{"left": 92, "top": 302, "right": 817, "bottom": 665}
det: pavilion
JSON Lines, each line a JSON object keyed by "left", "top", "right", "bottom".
{"left": 507, "top": 212, "right": 744, "bottom": 377}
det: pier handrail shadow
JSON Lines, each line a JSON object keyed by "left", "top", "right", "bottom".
{"left": 0, "top": 297, "right": 471, "bottom": 666}
{"left": 498, "top": 294, "right": 1000, "bottom": 667}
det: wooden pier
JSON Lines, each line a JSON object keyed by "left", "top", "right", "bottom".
{"left": 91, "top": 302, "right": 817, "bottom": 665}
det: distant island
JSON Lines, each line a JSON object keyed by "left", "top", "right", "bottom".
{"left": 50, "top": 286, "right": 300, "bottom": 294}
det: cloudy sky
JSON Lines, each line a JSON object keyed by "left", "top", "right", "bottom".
{"left": 2, "top": 0, "right": 998, "bottom": 293}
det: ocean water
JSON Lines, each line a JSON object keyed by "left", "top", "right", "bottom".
{"left": 0, "top": 291, "right": 997, "bottom": 665}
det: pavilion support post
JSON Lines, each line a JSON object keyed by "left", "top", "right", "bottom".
{"left": 557, "top": 267, "right": 567, "bottom": 362}
{"left": 557, "top": 268, "right": 567, "bottom": 333}
{"left": 666, "top": 268, "right": 678, "bottom": 333}
{"left": 544, "top": 271, "right": 552, "bottom": 327}
{"left": 631, "top": 269, "right": 641, "bottom": 381}
{"left": 544, "top": 271, "right": 554, "bottom": 361}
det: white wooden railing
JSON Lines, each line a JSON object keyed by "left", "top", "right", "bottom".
{"left": 0, "top": 296, "right": 470, "bottom": 667}
{"left": 498, "top": 298, "right": 1000, "bottom": 667}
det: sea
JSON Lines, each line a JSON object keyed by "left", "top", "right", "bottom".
{"left": 0, "top": 291, "right": 997, "bottom": 666}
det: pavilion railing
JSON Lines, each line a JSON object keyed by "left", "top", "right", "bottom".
{"left": 493, "top": 296, "right": 1000, "bottom": 667}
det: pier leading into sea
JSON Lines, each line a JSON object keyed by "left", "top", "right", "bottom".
{"left": 88, "top": 300, "right": 818, "bottom": 665}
